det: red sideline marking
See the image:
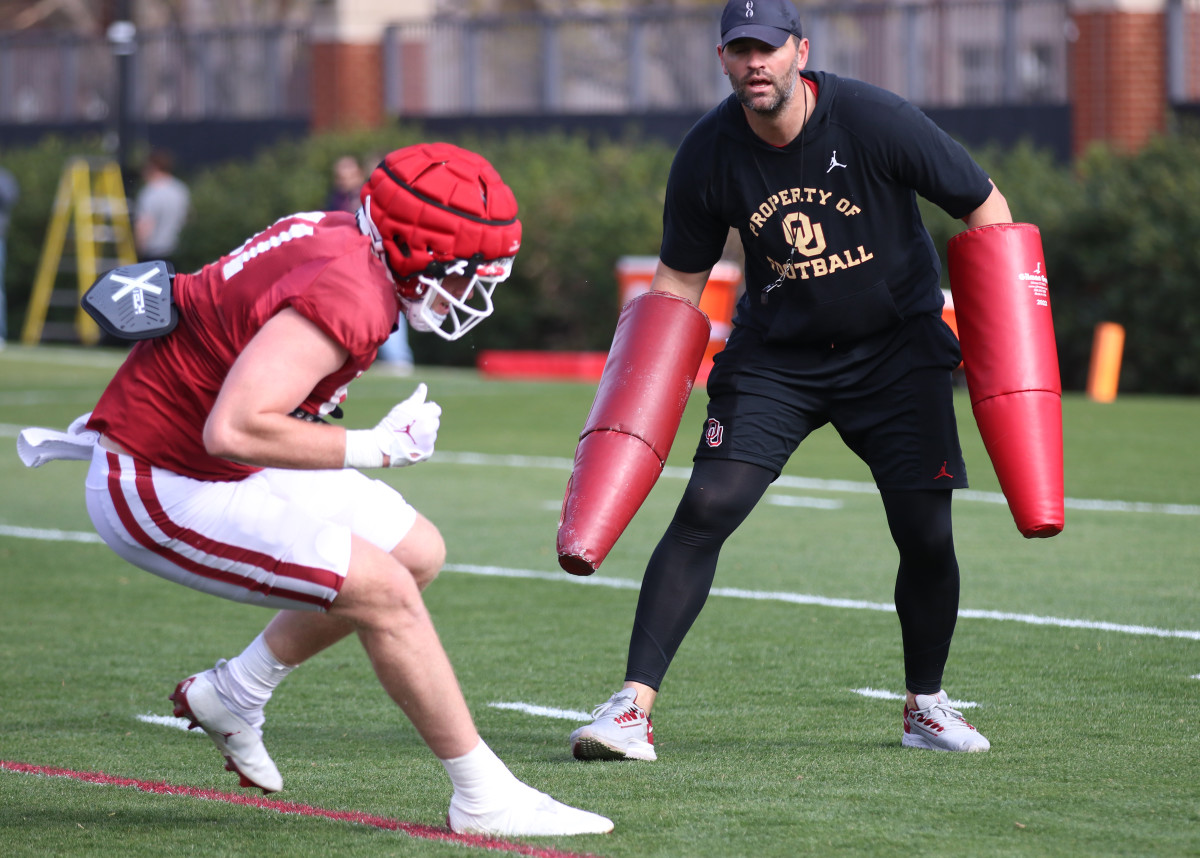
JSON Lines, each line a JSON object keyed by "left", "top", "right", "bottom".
{"left": 1, "top": 760, "right": 604, "bottom": 858}
{"left": 475, "top": 350, "right": 717, "bottom": 384}
{"left": 476, "top": 351, "right": 608, "bottom": 382}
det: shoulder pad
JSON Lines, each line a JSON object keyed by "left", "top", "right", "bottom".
{"left": 82, "top": 261, "right": 178, "bottom": 340}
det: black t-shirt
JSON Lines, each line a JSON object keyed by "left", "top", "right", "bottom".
{"left": 661, "top": 71, "right": 992, "bottom": 349}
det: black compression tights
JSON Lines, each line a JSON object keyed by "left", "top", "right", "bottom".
{"left": 625, "top": 458, "right": 960, "bottom": 696}
{"left": 881, "top": 486, "right": 960, "bottom": 695}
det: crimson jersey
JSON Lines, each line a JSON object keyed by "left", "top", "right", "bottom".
{"left": 88, "top": 211, "right": 400, "bottom": 481}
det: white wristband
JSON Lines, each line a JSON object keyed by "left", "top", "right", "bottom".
{"left": 344, "top": 429, "right": 385, "bottom": 469}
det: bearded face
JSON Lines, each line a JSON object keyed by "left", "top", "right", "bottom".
{"left": 724, "top": 37, "right": 802, "bottom": 117}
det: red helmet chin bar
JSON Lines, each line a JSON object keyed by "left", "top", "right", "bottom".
{"left": 356, "top": 143, "right": 521, "bottom": 341}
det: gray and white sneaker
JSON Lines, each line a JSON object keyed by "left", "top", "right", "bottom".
{"left": 902, "top": 691, "right": 990, "bottom": 752}
{"left": 570, "top": 688, "right": 656, "bottom": 761}
{"left": 170, "top": 667, "right": 283, "bottom": 792}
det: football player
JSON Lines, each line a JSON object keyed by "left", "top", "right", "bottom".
{"left": 20, "top": 143, "right": 612, "bottom": 836}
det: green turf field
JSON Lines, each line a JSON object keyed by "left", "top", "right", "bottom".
{"left": 2, "top": 345, "right": 1197, "bottom": 857}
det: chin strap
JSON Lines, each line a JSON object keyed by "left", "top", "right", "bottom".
{"left": 356, "top": 203, "right": 384, "bottom": 255}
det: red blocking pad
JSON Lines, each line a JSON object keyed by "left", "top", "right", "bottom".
{"left": 557, "top": 291, "right": 711, "bottom": 575}
{"left": 557, "top": 431, "right": 665, "bottom": 576}
{"left": 971, "top": 390, "right": 1064, "bottom": 537}
{"left": 948, "top": 223, "right": 1063, "bottom": 538}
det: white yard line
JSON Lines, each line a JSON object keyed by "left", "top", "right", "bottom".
{"left": 3, "top": 438, "right": 1197, "bottom": 517}
{"left": 1, "top": 522, "right": 1197, "bottom": 642}
{"left": 0, "top": 524, "right": 103, "bottom": 543}
{"left": 431, "top": 450, "right": 1200, "bottom": 518}
{"left": 444, "top": 563, "right": 1200, "bottom": 642}
{"left": 487, "top": 702, "right": 594, "bottom": 721}
{"left": 135, "top": 713, "right": 196, "bottom": 732}
{"left": 2, "top": 520, "right": 1200, "bottom": 643}
{"left": 852, "top": 687, "right": 978, "bottom": 708}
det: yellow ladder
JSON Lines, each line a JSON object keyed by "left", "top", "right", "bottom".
{"left": 21, "top": 157, "right": 138, "bottom": 345}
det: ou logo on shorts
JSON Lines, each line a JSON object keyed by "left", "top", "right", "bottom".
{"left": 704, "top": 417, "right": 724, "bottom": 447}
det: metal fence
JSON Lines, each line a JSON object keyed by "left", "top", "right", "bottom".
{"left": 2, "top": 0, "right": 1198, "bottom": 125}
{"left": 0, "top": 26, "right": 309, "bottom": 123}
{"left": 382, "top": 0, "right": 1072, "bottom": 117}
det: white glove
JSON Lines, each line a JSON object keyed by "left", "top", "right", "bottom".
{"left": 344, "top": 383, "right": 442, "bottom": 469}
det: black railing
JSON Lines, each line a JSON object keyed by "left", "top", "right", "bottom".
{"left": 0, "top": 26, "right": 309, "bottom": 123}
{"left": 381, "top": 1, "right": 1073, "bottom": 117}
{"left": 2, "top": 0, "right": 1198, "bottom": 126}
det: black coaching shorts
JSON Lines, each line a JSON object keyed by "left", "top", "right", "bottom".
{"left": 694, "top": 314, "right": 968, "bottom": 492}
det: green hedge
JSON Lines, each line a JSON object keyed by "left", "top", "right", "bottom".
{"left": 4, "top": 129, "right": 1199, "bottom": 393}
{"left": 178, "top": 127, "right": 674, "bottom": 367}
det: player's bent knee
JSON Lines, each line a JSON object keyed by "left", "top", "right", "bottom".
{"left": 336, "top": 565, "right": 428, "bottom": 631}
{"left": 336, "top": 537, "right": 429, "bottom": 621}
{"left": 394, "top": 514, "right": 445, "bottom": 590}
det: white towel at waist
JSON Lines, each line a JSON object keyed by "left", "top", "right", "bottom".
{"left": 17, "top": 412, "right": 99, "bottom": 468}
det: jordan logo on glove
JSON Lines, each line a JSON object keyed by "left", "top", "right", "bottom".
{"left": 344, "top": 383, "right": 442, "bottom": 469}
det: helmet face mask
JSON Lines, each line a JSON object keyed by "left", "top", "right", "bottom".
{"left": 356, "top": 143, "right": 522, "bottom": 342}
{"left": 400, "top": 255, "right": 514, "bottom": 340}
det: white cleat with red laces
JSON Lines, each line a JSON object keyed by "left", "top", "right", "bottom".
{"left": 170, "top": 668, "right": 283, "bottom": 792}
{"left": 902, "top": 691, "right": 990, "bottom": 752}
{"left": 570, "top": 687, "right": 656, "bottom": 761}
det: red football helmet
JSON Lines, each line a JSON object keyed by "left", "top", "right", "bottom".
{"left": 356, "top": 142, "right": 522, "bottom": 341}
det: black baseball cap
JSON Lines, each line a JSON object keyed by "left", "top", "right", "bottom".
{"left": 720, "top": 0, "right": 804, "bottom": 49}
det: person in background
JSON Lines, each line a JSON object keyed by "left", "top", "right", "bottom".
{"left": 134, "top": 148, "right": 190, "bottom": 269}
{"left": 325, "top": 155, "right": 365, "bottom": 213}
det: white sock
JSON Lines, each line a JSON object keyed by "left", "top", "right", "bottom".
{"left": 440, "top": 739, "right": 521, "bottom": 808}
{"left": 213, "top": 633, "right": 294, "bottom": 730}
